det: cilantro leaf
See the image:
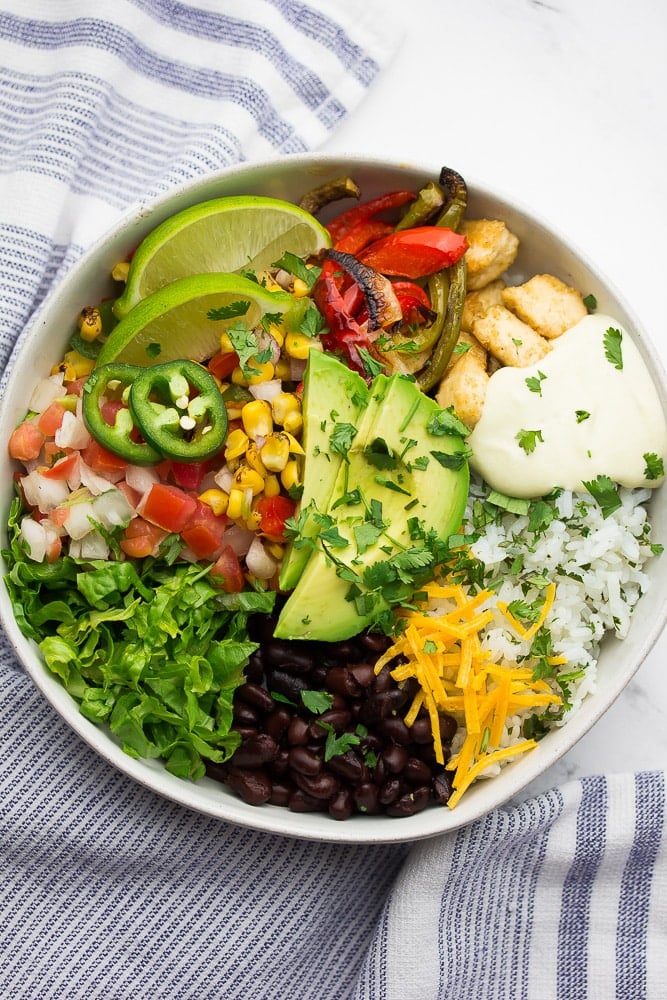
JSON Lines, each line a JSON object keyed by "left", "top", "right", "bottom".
{"left": 582, "top": 474, "right": 622, "bottom": 518}
{"left": 272, "top": 251, "right": 321, "bottom": 291}
{"left": 364, "top": 437, "right": 398, "bottom": 470}
{"left": 603, "top": 326, "right": 623, "bottom": 370}
{"left": 525, "top": 370, "right": 547, "bottom": 395}
{"left": 301, "top": 689, "right": 334, "bottom": 714}
{"left": 207, "top": 299, "right": 251, "bottom": 321}
{"left": 330, "top": 422, "right": 358, "bottom": 457}
{"left": 427, "top": 407, "right": 471, "bottom": 438}
{"left": 643, "top": 452, "right": 665, "bottom": 480}
{"left": 575, "top": 410, "right": 590, "bottom": 423}
{"left": 430, "top": 449, "right": 470, "bottom": 471}
{"left": 516, "top": 429, "right": 544, "bottom": 454}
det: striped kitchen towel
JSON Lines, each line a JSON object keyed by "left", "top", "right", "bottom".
{"left": 354, "top": 771, "right": 667, "bottom": 1000}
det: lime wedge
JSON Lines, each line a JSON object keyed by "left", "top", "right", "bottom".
{"left": 114, "top": 195, "right": 332, "bottom": 318}
{"left": 97, "top": 272, "right": 297, "bottom": 367}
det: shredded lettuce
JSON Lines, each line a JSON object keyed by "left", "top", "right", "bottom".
{"left": 3, "top": 496, "right": 275, "bottom": 779}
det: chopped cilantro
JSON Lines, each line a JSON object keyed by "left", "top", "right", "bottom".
{"left": 301, "top": 689, "right": 334, "bottom": 714}
{"left": 358, "top": 347, "right": 384, "bottom": 379}
{"left": 271, "top": 251, "right": 321, "bottom": 291}
{"left": 582, "top": 474, "right": 622, "bottom": 518}
{"left": 146, "top": 342, "right": 162, "bottom": 359}
{"left": 364, "top": 437, "right": 398, "bottom": 470}
{"left": 206, "top": 299, "right": 250, "bottom": 321}
{"left": 575, "top": 410, "right": 590, "bottom": 423}
{"left": 525, "top": 370, "right": 547, "bottom": 395}
{"left": 430, "top": 449, "right": 470, "bottom": 471}
{"left": 329, "top": 422, "right": 358, "bottom": 457}
{"left": 427, "top": 408, "right": 470, "bottom": 438}
{"left": 583, "top": 293, "right": 598, "bottom": 311}
{"left": 643, "top": 452, "right": 665, "bottom": 480}
{"left": 603, "top": 326, "right": 623, "bottom": 370}
{"left": 516, "top": 428, "right": 544, "bottom": 454}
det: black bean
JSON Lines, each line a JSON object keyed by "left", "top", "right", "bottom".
{"left": 327, "top": 750, "right": 365, "bottom": 784}
{"left": 348, "top": 662, "right": 375, "bottom": 688}
{"left": 232, "top": 733, "right": 278, "bottom": 768}
{"left": 244, "top": 650, "right": 265, "bottom": 684}
{"left": 409, "top": 715, "right": 433, "bottom": 745}
{"left": 310, "top": 709, "right": 351, "bottom": 737}
{"left": 358, "top": 688, "right": 410, "bottom": 725}
{"left": 378, "top": 778, "right": 405, "bottom": 806}
{"left": 263, "top": 639, "right": 316, "bottom": 673}
{"left": 359, "top": 632, "right": 391, "bottom": 653}
{"left": 328, "top": 788, "right": 354, "bottom": 821}
{"left": 236, "top": 682, "right": 276, "bottom": 714}
{"left": 265, "top": 707, "right": 293, "bottom": 741}
{"left": 294, "top": 770, "right": 339, "bottom": 800}
{"left": 325, "top": 640, "right": 358, "bottom": 661}
{"left": 433, "top": 772, "right": 452, "bottom": 805}
{"left": 233, "top": 702, "right": 261, "bottom": 727}
{"left": 382, "top": 744, "right": 408, "bottom": 774}
{"left": 287, "top": 716, "right": 311, "bottom": 746}
{"left": 325, "top": 665, "right": 362, "bottom": 699}
{"left": 225, "top": 767, "right": 273, "bottom": 806}
{"left": 404, "top": 757, "right": 433, "bottom": 786}
{"left": 269, "top": 668, "right": 310, "bottom": 702}
{"left": 385, "top": 786, "right": 431, "bottom": 818}
{"left": 269, "top": 781, "right": 294, "bottom": 807}
{"left": 379, "top": 716, "right": 411, "bottom": 745}
{"left": 288, "top": 745, "right": 322, "bottom": 777}
{"left": 268, "top": 748, "right": 290, "bottom": 778}
{"left": 439, "top": 713, "right": 458, "bottom": 742}
{"left": 373, "top": 666, "right": 395, "bottom": 693}
{"left": 370, "top": 756, "right": 387, "bottom": 786}
{"left": 288, "top": 789, "right": 327, "bottom": 813}
{"left": 354, "top": 782, "right": 381, "bottom": 815}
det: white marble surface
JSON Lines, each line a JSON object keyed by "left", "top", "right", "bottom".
{"left": 323, "top": 0, "right": 667, "bottom": 793}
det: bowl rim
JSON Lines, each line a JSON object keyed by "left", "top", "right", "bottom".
{"left": 2, "top": 151, "right": 666, "bottom": 844}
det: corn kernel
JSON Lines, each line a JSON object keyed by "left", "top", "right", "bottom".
{"left": 224, "top": 427, "right": 250, "bottom": 461}
{"left": 219, "top": 332, "right": 235, "bottom": 353}
{"left": 245, "top": 442, "right": 268, "bottom": 477}
{"left": 263, "top": 474, "right": 281, "bottom": 497}
{"left": 268, "top": 323, "right": 285, "bottom": 348}
{"left": 274, "top": 358, "right": 292, "bottom": 381}
{"left": 281, "top": 459, "right": 301, "bottom": 492}
{"left": 283, "top": 431, "right": 305, "bottom": 456}
{"left": 226, "top": 488, "right": 246, "bottom": 520}
{"left": 198, "top": 489, "right": 229, "bottom": 516}
{"left": 271, "top": 391, "right": 301, "bottom": 426}
{"left": 111, "top": 260, "right": 130, "bottom": 283}
{"left": 282, "top": 410, "right": 303, "bottom": 437}
{"left": 241, "top": 399, "right": 273, "bottom": 441}
{"left": 260, "top": 432, "right": 291, "bottom": 473}
{"left": 245, "top": 510, "right": 262, "bottom": 532}
{"left": 233, "top": 464, "right": 265, "bottom": 496}
{"left": 284, "top": 332, "right": 314, "bottom": 360}
{"left": 63, "top": 350, "right": 95, "bottom": 378}
{"left": 77, "top": 307, "right": 103, "bottom": 342}
{"left": 266, "top": 541, "right": 285, "bottom": 560}
{"left": 51, "top": 360, "right": 77, "bottom": 381}
{"left": 292, "top": 277, "right": 309, "bottom": 298}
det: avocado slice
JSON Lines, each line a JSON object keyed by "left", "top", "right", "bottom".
{"left": 274, "top": 372, "right": 470, "bottom": 641}
{"left": 278, "top": 350, "right": 369, "bottom": 591}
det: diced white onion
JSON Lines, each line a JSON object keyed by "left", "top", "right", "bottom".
{"left": 55, "top": 410, "right": 91, "bottom": 451}
{"left": 92, "top": 488, "right": 135, "bottom": 528}
{"left": 250, "top": 379, "right": 283, "bottom": 402}
{"left": 19, "top": 517, "right": 48, "bottom": 562}
{"left": 28, "top": 375, "right": 65, "bottom": 414}
{"left": 125, "top": 464, "right": 160, "bottom": 496}
{"left": 21, "top": 471, "right": 70, "bottom": 512}
{"left": 69, "top": 530, "right": 110, "bottom": 561}
{"left": 245, "top": 537, "right": 277, "bottom": 580}
{"left": 213, "top": 465, "right": 234, "bottom": 493}
{"left": 64, "top": 500, "right": 96, "bottom": 540}
{"left": 224, "top": 524, "right": 255, "bottom": 557}
{"left": 79, "top": 461, "right": 123, "bottom": 493}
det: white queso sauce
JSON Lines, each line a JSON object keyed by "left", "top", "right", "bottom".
{"left": 468, "top": 313, "right": 667, "bottom": 498}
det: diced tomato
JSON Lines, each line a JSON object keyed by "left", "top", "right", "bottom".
{"left": 208, "top": 350, "right": 240, "bottom": 381}
{"left": 180, "top": 499, "right": 227, "bottom": 560}
{"left": 120, "top": 517, "right": 169, "bottom": 558}
{"left": 139, "top": 483, "right": 198, "bottom": 533}
{"left": 254, "top": 495, "right": 297, "bottom": 542}
{"left": 81, "top": 439, "right": 129, "bottom": 476}
{"left": 47, "top": 507, "right": 70, "bottom": 528}
{"left": 45, "top": 534, "right": 63, "bottom": 563}
{"left": 210, "top": 544, "right": 245, "bottom": 593}
{"left": 42, "top": 452, "right": 79, "bottom": 480}
{"left": 170, "top": 460, "right": 210, "bottom": 491}
{"left": 65, "top": 377, "right": 87, "bottom": 397}
{"left": 9, "top": 421, "right": 45, "bottom": 462}
{"left": 37, "top": 401, "right": 68, "bottom": 436}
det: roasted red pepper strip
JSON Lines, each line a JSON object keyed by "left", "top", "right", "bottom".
{"left": 391, "top": 280, "right": 431, "bottom": 310}
{"left": 326, "top": 190, "right": 415, "bottom": 243}
{"left": 334, "top": 220, "right": 393, "bottom": 256}
{"left": 312, "top": 261, "right": 370, "bottom": 376}
{"left": 359, "top": 226, "right": 468, "bottom": 279}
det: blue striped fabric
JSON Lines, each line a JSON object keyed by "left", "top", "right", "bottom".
{"left": 353, "top": 773, "right": 667, "bottom": 1000}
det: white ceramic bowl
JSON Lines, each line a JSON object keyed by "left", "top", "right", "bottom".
{"left": 2, "top": 153, "right": 667, "bottom": 843}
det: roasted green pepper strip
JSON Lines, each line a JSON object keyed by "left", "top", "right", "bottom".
{"left": 394, "top": 181, "right": 445, "bottom": 231}
{"left": 416, "top": 257, "right": 467, "bottom": 393}
{"left": 436, "top": 167, "right": 468, "bottom": 231}
{"left": 129, "top": 359, "right": 227, "bottom": 462}
{"left": 82, "top": 363, "right": 162, "bottom": 465}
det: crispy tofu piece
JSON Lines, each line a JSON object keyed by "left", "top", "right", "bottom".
{"left": 501, "top": 274, "right": 587, "bottom": 339}
{"left": 472, "top": 304, "right": 551, "bottom": 368}
{"left": 461, "top": 219, "right": 519, "bottom": 291}
{"left": 437, "top": 350, "right": 489, "bottom": 428}
{"left": 444, "top": 330, "right": 487, "bottom": 377}
{"left": 462, "top": 279, "right": 506, "bottom": 332}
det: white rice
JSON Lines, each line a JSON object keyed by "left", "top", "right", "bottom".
{"left": 448, "top": 476, "right": 659, "bottom": 771}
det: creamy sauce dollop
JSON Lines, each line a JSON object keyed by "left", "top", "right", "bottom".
{"left": 468, "top": 313, "right": 667, "bottom": 498}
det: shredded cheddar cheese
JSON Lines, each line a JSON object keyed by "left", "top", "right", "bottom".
{"left": 374, "top": 576, "right": 563, "bottom": 809}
